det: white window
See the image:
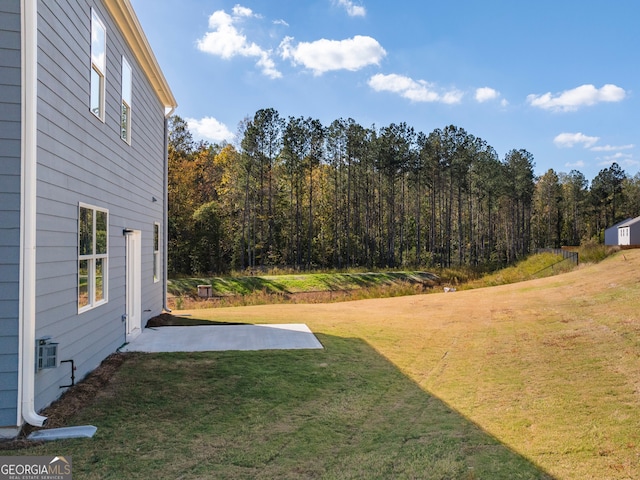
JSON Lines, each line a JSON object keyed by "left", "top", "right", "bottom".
{"left": 79, "top": 204, "right": 109, "bottom": 312}
{"left": 121, "top": 56, "right": 132, "bottom": 142}
{"left": 90, "top": 9, "right": 106, "bottom": 120}
{"left": 153, "top": 222, "right": 160, "bottom": 283}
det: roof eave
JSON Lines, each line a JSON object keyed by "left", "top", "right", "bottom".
{"left": 103, "top": 0, "right": 177, "bottom": 114}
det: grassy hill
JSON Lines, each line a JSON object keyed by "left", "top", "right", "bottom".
{"left": 167, "top": 252, "right": 576, "bottom": 309}
{"left": 168, "top": 270, "right": 440, "bottom": 298}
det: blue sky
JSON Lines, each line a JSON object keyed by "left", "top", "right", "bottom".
{"left": 130, "top": 0, "right": 640, "bottom": 182}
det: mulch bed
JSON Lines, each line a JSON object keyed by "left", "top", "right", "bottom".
{"left": 0, "top": 350, "right": 132, "bottom": 450}
{"left": 146, "top": 312, "right": 219, "bottom": 326}
{"left": 147, "top": 312, "right": 247, "bottom": 326}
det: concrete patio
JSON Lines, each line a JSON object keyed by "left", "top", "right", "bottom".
{"left": 119, "top": 324, "right": 323, "bottom": 353}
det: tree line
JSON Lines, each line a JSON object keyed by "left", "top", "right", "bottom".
{"left": 167, "top": 110, "right": 640, "bottom": 275}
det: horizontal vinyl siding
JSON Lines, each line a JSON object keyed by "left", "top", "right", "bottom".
{"left": 33, "top": 0, "right": 167, "bottom": 411}
{"left": 0, "top": 320, "right": 19, "bottom": 427}
{"left": 0, "top": 0, "right": 21, "bottom": 428}
{"left": 629, "top": 223, "right": 640, "bottom": 245}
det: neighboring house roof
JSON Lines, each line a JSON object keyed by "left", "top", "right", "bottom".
{"left": 606, "top": 218, "right": 632, "bottom": 231}
{"left": 617, "top": 216, "right": 640, "bottom": 228}
{"left": 104, "top": 0, "right": 177, "bottom": 113}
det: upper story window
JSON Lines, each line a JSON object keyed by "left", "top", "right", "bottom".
{"left": 79, "top": 204, "right": 109, "bottom": 312}
{"left": 121, "top": 56, "right": 132, "bottom": 143}
{"left": 90, "top": 10, "right": 106, "bottom": 121}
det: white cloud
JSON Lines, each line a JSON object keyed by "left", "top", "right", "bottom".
{"left": 186, "top": 117, "right": 234, "bottom": 144}
{"left": 368, "top": 74, "right": 437, "bottom": 102}
{"left": 197, "top": 6, "right": 281, "bottom": 79}
{"left": 527, "top": 84, "right": 626, "bottom": 112}
{"left": 199, "top": 11, "right": 243, "bottom": 58}
{"left": 553, "top": 132, "right": 600, "bottom": 149}
{"left": 273, "top": 19, "right": 289, "bottom": 27}
{"left": 232, "top": 5, "right": 257, "bottom": 18}
{"left": 335, "top": 0, "right": 366, "bottom": 17}
{"left": 597, "top": 153, "right": 639, "bottom": 169}
{"left": 475, "top": 87, "right": 500, "bottom": 103}
{"left": 280, "top": 35, "right": 385, "bottom": 75}
{"left": 441, "top": 90, "right": 465, "bottom": 104}
{"left": 255, "top": 53, "right": 281, "bottom": 79}
{"left": 368, "top": 73, "right": 463, "bottom": 104}
{"left": 565, "top": 160, "right": 585, "bottom": 169}
{"left": 604, "top": 152, "right": 633, "bottom": 161}
{"left": 590, "top": 144, "right": 635, "bottom": 152}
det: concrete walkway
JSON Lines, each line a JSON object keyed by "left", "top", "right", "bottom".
{"left": 119, "top": 324, "right": 323, "bottom": 353}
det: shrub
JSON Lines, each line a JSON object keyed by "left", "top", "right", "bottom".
{"left": 578, "top": 239, "right": 614, "bottom": 263}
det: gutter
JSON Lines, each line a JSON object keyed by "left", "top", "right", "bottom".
{"left": 19, "top": 0, "right": 47, "bottom": 427}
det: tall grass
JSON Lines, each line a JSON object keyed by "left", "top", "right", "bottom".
{"left": 578, "top": 238, "right": 615, "bottom": 263}
{"left": 461, "top": 252, "right": 575, "bottom": 289}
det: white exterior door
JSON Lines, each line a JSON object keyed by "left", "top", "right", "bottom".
{"left": 125, "top": 230, "right": 142, "bottom": 340}
{"left": 619, "top": 226, "right": 630, "bottom": 246}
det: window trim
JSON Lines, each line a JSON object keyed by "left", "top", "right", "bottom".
{"left": 90, "top": 9, "right": 107, "bottom": 121}
{"left": 153, "top": 222, "right": 160, "bottom": 283}
{"left": 78, "top": 203, "right": 109, "bottom": 313}
{"left": 121, "top": 56, "right": 132, "bottom": 143}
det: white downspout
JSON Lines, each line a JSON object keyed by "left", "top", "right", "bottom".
{"left": 19, "top": 0, "right": 47, "bottom": 427}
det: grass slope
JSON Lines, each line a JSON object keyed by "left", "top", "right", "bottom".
{"left": 169, "top": 271, "right": 440, "bottom": 297}
{"left": 167, "top": 253, "right": 573, "bottom": 310}
{"left": 5, "top": 251, "right": 639, "bottom": 479}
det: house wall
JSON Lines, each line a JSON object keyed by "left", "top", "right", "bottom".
{"left": 629, "top": 221, "right": 640, "bottom": 246}
{"left": 33, "top": 0, "right": 166, "bottom": 411}
{"left": 605, "top": 226, "right": 619, "bottom": 246}
{"left": 0, "top": 0, "right": 22, "bottom": 429}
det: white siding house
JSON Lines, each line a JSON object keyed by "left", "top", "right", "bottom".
{"left": 0, "top": 0, "right": 176, "bottom": 438}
